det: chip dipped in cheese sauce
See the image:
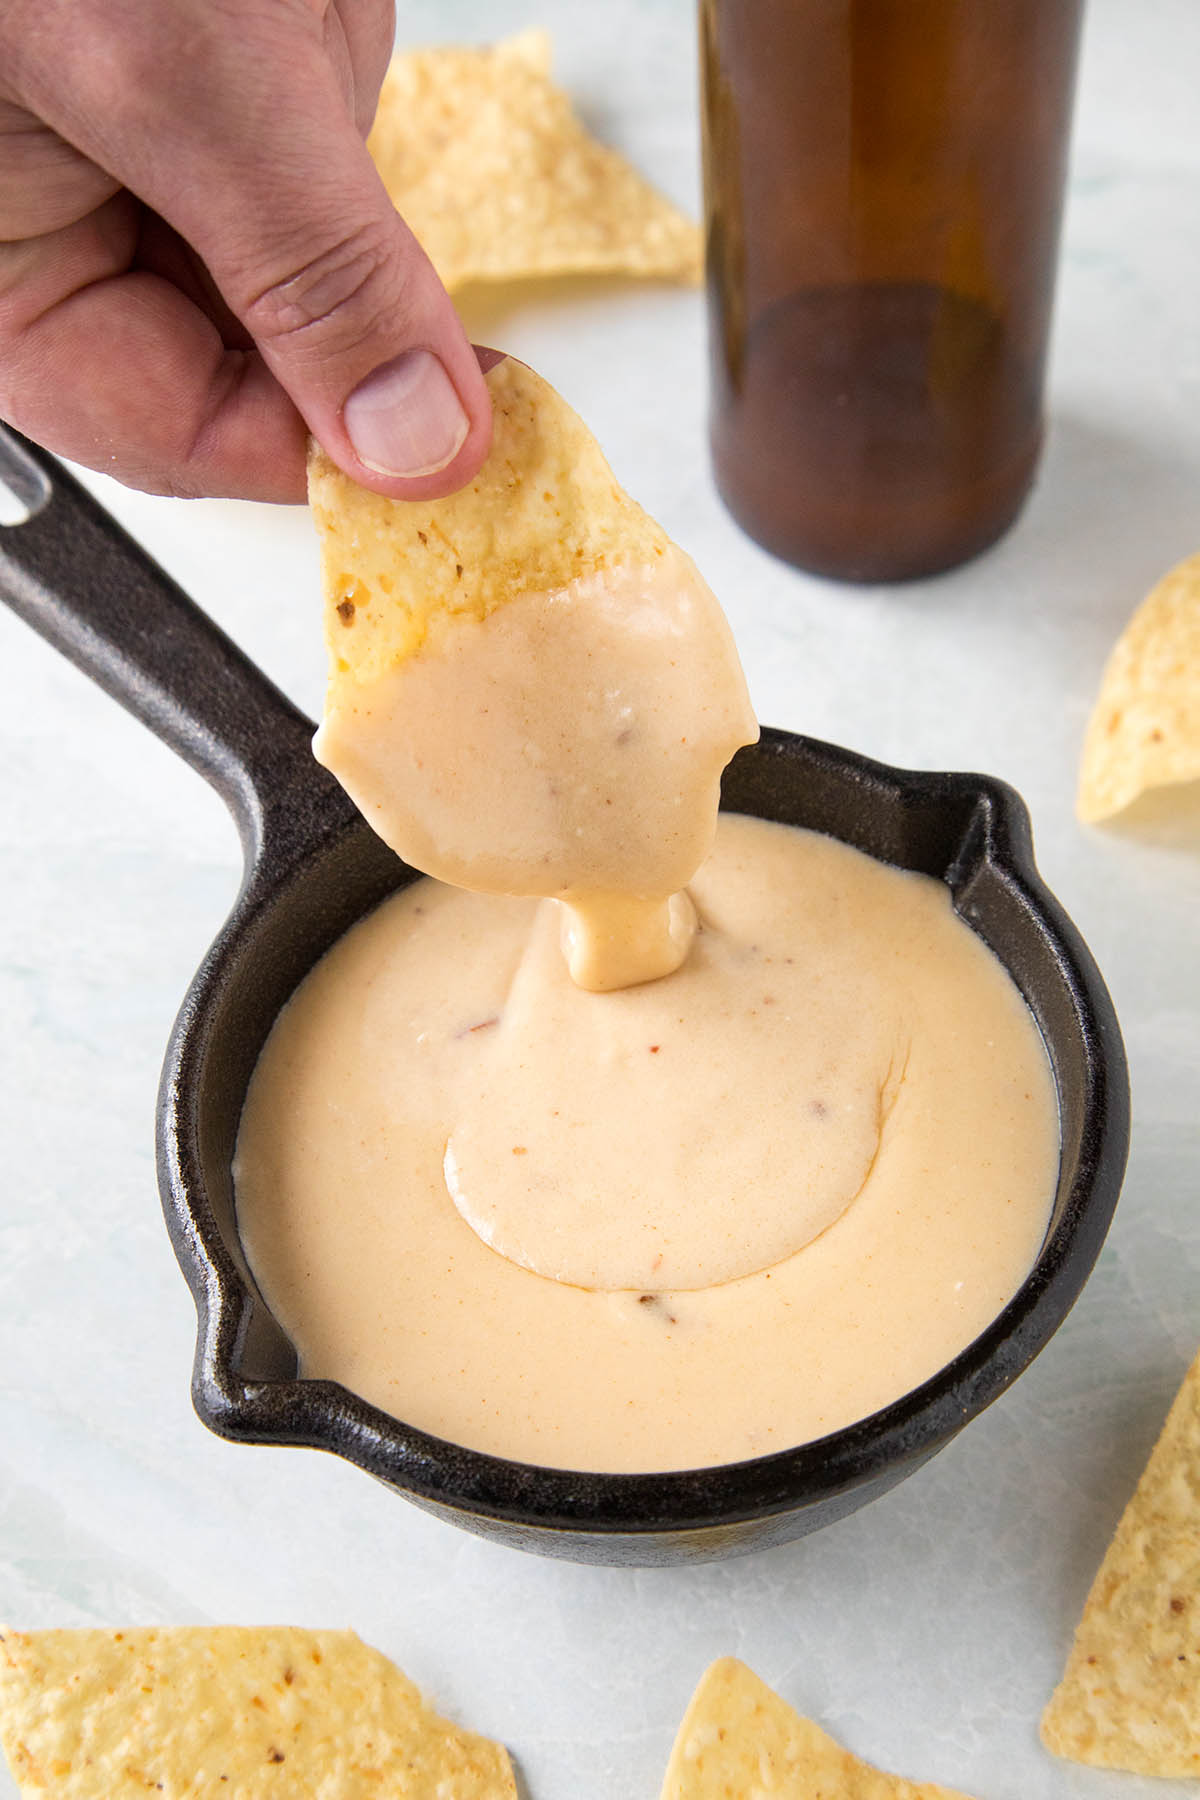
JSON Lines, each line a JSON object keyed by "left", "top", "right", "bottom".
{"left": 315, "top": 547, "right": 755, "bottom": 990}
{"left": 232, "top": 361, "right": 1059, "bottom": 1474}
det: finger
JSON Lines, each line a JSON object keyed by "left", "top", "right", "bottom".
{"left": 0, "top": 99, "right": 118, "bottom": 238}
{"left": 0, "top": 199, "right": 307, "bottom": 500}
{"left": 19, "top": 5, "right": 492, "bottom": 500}
{"left": 329, "top": 0, "right": 396, "bottom": 135}
{"left": 134, "top": 213, "right": 254, "bottom": 351}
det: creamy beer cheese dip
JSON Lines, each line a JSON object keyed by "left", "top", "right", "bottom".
{"left": 232, "top": 547, "right": 1059, "bottom": 1475}
{"left": 313, "top": 547, "right": 757, "bottom": 992}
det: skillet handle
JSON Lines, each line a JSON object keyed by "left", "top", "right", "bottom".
{"left": 0, "top": 427, "right": 347, "bottom": 870}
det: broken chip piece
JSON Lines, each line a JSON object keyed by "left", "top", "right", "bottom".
{"left": 368, "top": 30, "right": 702, "bottom": 291}
{"left": 1040, "top": 1348, "right": 1200, "bottom": 1776}
{"left": 0, "top": 1625, "right": 516, "bottom": 1799}
{"left": 660, "top": 1657, "right": 978, "bottom": 1798}
{"left": 1077, "top": 550, "right": 1200, "bottom": 822}
{"left": 309, "top": 354, "right": 671, "bottom": 685}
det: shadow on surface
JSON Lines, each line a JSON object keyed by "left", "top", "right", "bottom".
{"left": 1025, "top": 410, "right": 1199, "bottom": 614}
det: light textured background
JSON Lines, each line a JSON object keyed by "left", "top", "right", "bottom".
{"left": 1, "top": 2, "right": 1197, "bottom": 1796}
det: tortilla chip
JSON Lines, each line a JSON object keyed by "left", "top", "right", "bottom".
{"left": 310, "top": 355, "right": 670, "bottom": 688}
{"left": 1040, "top": 1348, "right": 1200, "bottom": 1775}
{"left": 661, "top": 1658, "right": 977, "bottom": 1799}
{"left": 1077, "top": 550, "right": 1200, "bottom": 822}
{"left": 0, "top": 1625, "right": 516, "bottom": 1799}
{"left": 368, "top": 30, "right": 702, "bottom": 291}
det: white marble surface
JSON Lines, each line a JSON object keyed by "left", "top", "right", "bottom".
{"left": 1, "top": 2, "right": 1197, "bottom": 1795}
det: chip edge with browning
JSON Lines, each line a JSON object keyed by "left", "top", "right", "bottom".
{"left": 0, "top": 1623, "right": 517, "bottom": 1799}
{"left": 1077, "top": 549, "right": 1200, "bottom": 823}
{"left": 1040, "top": 1347, "right": 1200, "bottom": 1777}
{"left": 660, "top": 1656, "right": 980, "bottom": 1799}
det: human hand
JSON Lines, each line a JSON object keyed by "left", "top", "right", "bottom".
{"left": 0, "top": 0, "right": 492, "bottom": 503}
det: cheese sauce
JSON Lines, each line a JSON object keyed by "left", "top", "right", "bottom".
{"left": 235, "top": 543, "right": 1058, "bottom": 1473}
{"left": 234, "top": 815, "right": 1058, "bottom": 1473}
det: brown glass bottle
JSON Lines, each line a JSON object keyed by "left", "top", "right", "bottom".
{"left": 701, "top": 0, "right": 1084, "bottom": 581}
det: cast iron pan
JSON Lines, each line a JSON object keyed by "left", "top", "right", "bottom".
{"left": 0, "top": 427, "right": 1129, "bottom": 1565}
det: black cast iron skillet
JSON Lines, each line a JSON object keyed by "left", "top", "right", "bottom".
{"left": 0, "top": 427, "right": 1129, "bottom": 1566}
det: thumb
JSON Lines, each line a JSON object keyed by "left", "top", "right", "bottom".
{"left": 137, "top": 32, "right": 492, "bottom": 499}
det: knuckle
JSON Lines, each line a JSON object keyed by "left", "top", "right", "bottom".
{"left": 241, "top": 216, "right": 409, "bottom": 353}
{"left": 0, "top": 238, "right": 56, "bottom": 357}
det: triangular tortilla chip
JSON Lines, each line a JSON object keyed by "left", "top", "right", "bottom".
{"left": 0, "top": 1626, "right": 516, "bottom": 1799}
{"left": 368, "top": 30, "right": 702, "bottom": 291}
{"left": 661, "top": 1658, "right": 977, "bottom": 1798}
{"left": 310, "top": 355, "right": 670, "bottom": 687}
{"left": 1041, "top": 1348, "right": 1200, "bottom": 1775}
{"left": 1077, "top": 550, "right": 1200, "bottom": 822}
